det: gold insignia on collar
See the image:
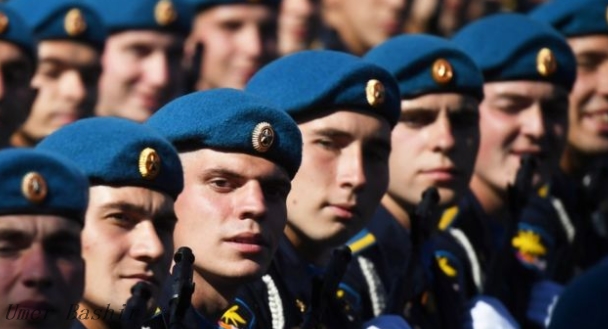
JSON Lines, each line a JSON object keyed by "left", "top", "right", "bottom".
{"left": 155, "top": 0, "right": 177, "bottom": 26}
{"left": 21, "top": 172, "right": 47, "bottom": 204}
{"left": 64, "top": 8, "right": 87, "bottom": 36}
{"left": 0, "top": 12, "right": 9, "bottom": 34}
{"left": 537, "top": 48, "right": 557, "bottom": 77}
{"left": 295, "top": 299, "right": 306, "bottom": 313}
{"left": 251, "top": 122, "right": 275, "bottom": 153}
{"left": 138, "top": 148, "right": 161, "bottom": 180}
{"left": 365, "top": 79, "right": 385, "bottom": 107}
{"left": 432, "top": 58, "right": 453, "bottom": 85}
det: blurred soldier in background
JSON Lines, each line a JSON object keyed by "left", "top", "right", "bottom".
{"left": 0, "top": 148, "right": 89, "bottom": 329}
{"left": 8, "top": 0, "right": 106, "bottom": 147}
{"left": 277, "top": 0, "right": 320, "bottom": 55}
{"left": 185, "top": 0, "right": 281, "bottom": 91}
{"left": 85, "top": 0, "right": 191, "bottom": 122}
{"left": 0, "top": 4, "right": 35, "bottom": 148}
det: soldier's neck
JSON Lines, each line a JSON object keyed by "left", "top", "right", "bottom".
{"left": 561, "top": 144, "right": 608, "bottom": 181}
{"left": 284, "top": 225, "right": 333, "bottom": 267}
{"left": 470, "top": 175, "right": 509, "bottom": 223}
{"left": 190, "top": 272, "right": 235, "bottom": 322}
{"left": 381, "top": 194, "right": 412, "bottom": 230}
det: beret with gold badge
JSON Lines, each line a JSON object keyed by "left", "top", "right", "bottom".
{"left": 36, "top": 117, "right": 184, "bottom": 200}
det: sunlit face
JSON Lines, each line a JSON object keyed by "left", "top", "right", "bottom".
{"left": 278, "top": 0, "right": 319, "bottom": 55}
{"left": 0, "top": 215, "right": 83, "bottom": 329}
{"left": 474, "top": 81, "right": 569, "bottom": 193}
{"left": 565, "top": 35, "right": 608, "bottom": 155}
{"left": 285, "top": 110, "right": 391, "bottom": 248}
{"left": 0, "top": 41, "right": 35, "bottom": 146}
{"left": 174, "top": 149, "right": 291, "bottom": 286}
{"left": 97, "top": 30, "right": 185, "bottom": 122}
{"left": 22, "top": 41, "right": 100, "bottom": 141}
{"left": 188, "top": 4, "right": 278, "bottom": 90}
{"left": 79, "top": 186, "right": 175, "bottom": 321}
{"left": 327, "top": 0, "right": 406, "bottom": 55}
{"left": 387, "top": 93, "right": 479, "bottom": 209}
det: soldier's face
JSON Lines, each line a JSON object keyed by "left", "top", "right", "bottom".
{"left": 325, "top": 0, "right": 406, "bottom": 55}
{"left": 97, "top": 30, "right": 185, "bottom": 122}
{"left": 22, "top": 41, "right": 100, "bottom": 141}
{"left": 566, "top": 35, "right": 608, "bottom": 156}
{"left": 174, "top": 149, "right": 290, "bottom": 287}
{"left": 0, "top": 41, "right": 35, "bottom": 146}
{"left": 285, "top": 110, "right": 391, "bottom": 249}
{"left": 79, "top": 186, "right": 175, "bottom": 321}
{"left": 0, "top": 215, "right": 83, "bottom": 329}
{"left": 387, "top": 93, "right": 479, "bottom": 210}
{"left": 278, "top": 0, "right": 319, "bottom": 55}
{"left": 188, "top": 4, "right": 278, "bottom": 90}
{"left": 473, "top": 81, "right": 568, "bottom": 193}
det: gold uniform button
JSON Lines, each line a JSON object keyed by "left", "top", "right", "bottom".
{"left": 431, "top": 58, "right": 454, "bottom": 85}
{"left": 252, "top": 122, "right": 275, "bottom": 153}
{"left": 365, "top": 79, "right": 385, "bottom": 107}
{"left": 21, "top": 172, "right": 47, "bottom": 204}
{"left": 64, "top": 8, "right": 87, "bottom": 36}
{"left": 0, "top": 12, "right": 9, "bottom": 34}
{"left": 155, "top": 0, "right": 177, "bottom": 26}
{"left": 537, "top": 48, "right": 557, "bottom": 77}
{"left": 139, "top": 148, "right": 161, "bottom": 180}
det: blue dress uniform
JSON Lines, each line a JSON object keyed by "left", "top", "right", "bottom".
{"left": 360, "top": 34, "right": 485, "bottom": 328}
{"left": 215, "top": 50, "right": 401, "bottom": 329}
{"left": 144, "top": 88, "right": 303, "bottom": 329}
{"left": 443, "top": 13, "right": 577, "bottom": 327}
{"left": 0, "top": 148, "right": 90, "bottom": 329}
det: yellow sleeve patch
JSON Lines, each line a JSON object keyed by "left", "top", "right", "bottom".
{"left": 348, "top": 232, "right": 376, "bottom": 254}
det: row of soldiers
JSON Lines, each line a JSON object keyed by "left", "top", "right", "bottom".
{"left": 1, "top": 0, "right": 608, "bottom": 329}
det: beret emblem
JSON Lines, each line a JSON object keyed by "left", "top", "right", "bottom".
{"left": 139, "top": 148, "right": 161, "bottom": 180}
{"left": 22, "top": 172, "right": 47, "bottom": 204}
{"left": 252, "top": 122, "right": 274, "bottom": 153}
{"left": 155, "top": 0, "right": 177, "bottom": 26}
{"left": 536, "top": 48, "right": 557, "bottom": 77}
{"left": 0, "top": 12, "right": 9, "bottom": 34}
{"left": 432, "top": 58, "right": 454, "bottom": 85}
{"left": 64, "top": 8, "right": 87, "bottom": 36}
{"left": 365, "top": 79, "right": 385, "bottom": 107}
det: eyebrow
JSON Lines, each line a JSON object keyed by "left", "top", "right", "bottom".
{"left": 0, "top": 229, "right": 29, "bottom": 240}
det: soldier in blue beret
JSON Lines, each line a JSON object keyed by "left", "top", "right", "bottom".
{"left": 320, "top": 0, "right": 407, "bottom": 55}
{"left": 145, "top": 88, "right": 302, "bottom": 328}
{"left": 353, "top": 33, "right": 484, "bottom": 328}
{"left": 36, "top": 117, "right": 184, "bottom": 329}
{"left": 0, "top": 3, "right": 36, "bottom": 148}
{"left": 184, "top": 0, "right": 282, "bottom": 91}
{"left": 441, "top": 13, "right": 577, "bottom": 328}
{"left": 7, "top": 0, "right": 106, "bottom": 148}
{"left": 214, "top": 50, "right": 403, "bottom": 328}
{"left": 84, "top": 0, "right": 192, "bottom": 122}
{"left": 0, "top": 148, "right": 89, "bottom": 329}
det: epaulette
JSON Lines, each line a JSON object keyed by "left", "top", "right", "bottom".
{"left": 438, "top": 206, "right": 459, "bottom": 231}
{"left": 347, "top": 229, "right": 377, "bottom": 255}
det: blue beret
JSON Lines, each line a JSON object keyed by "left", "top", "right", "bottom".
{"left": 0, "top": 148, "right": 89, "bottom": 224}
{"left": 0, "top": 4, "right": 35, "bottom": 58}
{"left": 246, "top": 50, "right": 401, "bottom": 128}
{"left": 36, "top": 117, "right": 184, "bottom": 200}
{"left": 146, "top": 88, "right": 302, "bottom": 179}
{"left": 364, "top": 34, "right": 484, "bottom": 101}
{"left": 84, "top": 0, "right": 191, "bottom": 35}
{"left": 8, "top": 0, "right": 106, "bottom": 50}
{"left": 452, "top": 13, "right": 576, "bottom": 91}
{"left": 530, "top": 0, "right": 608, "bottom": 37}
{"left": 187, "top": 0, "right": 280, "bottom": 12}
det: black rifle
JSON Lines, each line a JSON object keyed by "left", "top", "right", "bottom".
{"left": 168, "top": 247, "right": 196, "bottom": 329}
{"left": 300, "top": 245, "right": 352, "bottom": 329}
{"left": 386, "top": 187, "right": 439, "bottom": 314}
{"left": 485, "top": 154, "right": 536, "bottom": 294}
{"left": 122, "top": 282, "right": 152, "bottom": 329}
